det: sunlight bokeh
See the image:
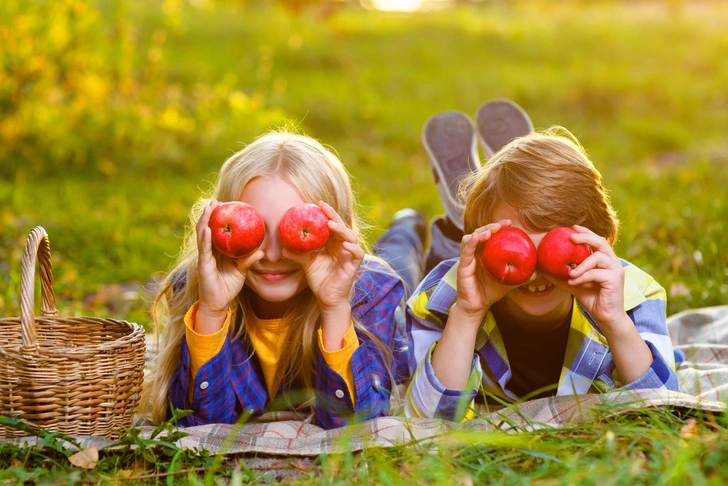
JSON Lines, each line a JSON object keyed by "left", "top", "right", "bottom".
{"left": 363, "top": 0, "right": 453, "bottom": 12}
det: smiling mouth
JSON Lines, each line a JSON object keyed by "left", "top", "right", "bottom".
{"left": 520, "top": 283, "right": 555, "bottom": 295}
{"left": 255, "top": 270, "right": 294, "bottom": 282}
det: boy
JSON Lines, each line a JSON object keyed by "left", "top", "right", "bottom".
{"left": 405, "top": 127, "right": 679, "bottom": 421}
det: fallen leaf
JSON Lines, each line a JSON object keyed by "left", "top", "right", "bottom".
{"left": 68, "top": 446, "right": 98, "bottom": 469}
{"left": 679, "top": 418, "right": 700, "bottom": 439}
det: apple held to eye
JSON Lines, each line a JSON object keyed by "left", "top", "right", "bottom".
{"left": 208, "top": 202, "right": 266, "bottom": 258}
{"left": 537, "top": 227, "right": 592, "bottom": 280}
{"left": 480, "top": 227, "right": 537, "bottom": 286}
{"left": 278, "top": 203, "right": 330, "bottom": 253}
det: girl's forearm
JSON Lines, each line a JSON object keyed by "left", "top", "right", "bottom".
{"left": 320, "top": 304, "right": 353, "bottom": 351}
{"left": 195, "top": 304, "right": 229, "bottom": 334}
{"left": 431, "top": 302, "right": 486, "bottom": 391}
{"left": 601, "top": 313, "right": 653, "bottom": 384}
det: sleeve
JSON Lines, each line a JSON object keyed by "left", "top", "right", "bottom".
{"left": 185, "top": 302, "right": 231, "bottom": 389}
{"left": 405, "top": 341, "right": 481, "bottom": 421}
{"left": 604, "top": 264, "right": 679, "bottom": 392}
{"left": 404, "top": 287, "right": 482, "bottom": 422}
{"left": 168, "top": 334, "right": 241, "bottom": 426}
{"left": 169, "top": 305, "right": 269, "bottom": 426}
{"left": 317, "top": 323, "right": 359, "bottom": 406}
{"left": 314, "top": 263, "right": 405, "bottom": 429}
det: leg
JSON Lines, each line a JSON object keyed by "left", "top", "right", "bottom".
{"left": 372, "top": 208, "right": 428, "bottom": 301}
{"left": 422, "top": 111, "right": 480, "bottom": 232}
{"left": 424, "top": 215, "right": 463, "bottom": 275}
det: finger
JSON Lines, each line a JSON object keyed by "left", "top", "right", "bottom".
{"left": 318, "top": 201, "right": 341, "bottom": 225}
{"left": 196, "top": 226, "right": 217, "bottom": 272}
{"left": 568, "top": 268, "right": 615, "bottom": 287}
{"left": 472, "top": 220, "right": 510, "bottom": 235}
{"left": 571, "top": 226, "right": 615, "bottom": 257}
{"left": 197, "top": 200, "right": 219, "bottom": 229}
{"left": 196, "top": 203, "right": 213, "bottom": 248}
{"left": 328, "top": 220, "right": 357, "bottom": 244}
{"left": 460, "top": 230, "right": 486, "bottom": 265}
{"left": 569, "top": 251, "right": 619, "bottom": 278}
{"left": 342, "top": 241, "right": 365, "bottom": 262}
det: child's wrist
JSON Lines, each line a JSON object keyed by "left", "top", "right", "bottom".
{"left": 320, "top": 303, "right": 352, "bottom": 324}
{"left": 599, "top": 312, "right": 634, "bottom": 339}
{"left": 449, "top": 302, "right": 487, "bottom": 329}
{"left": 197, "top": 302, "right": 229, "bottom": 321}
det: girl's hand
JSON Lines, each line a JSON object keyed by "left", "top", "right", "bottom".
{"left": 282, "top": 201, "right": 364, "bottom": 314}
{"left": 196, "top": 200, "right": 264, "bottom": 321}
{"left": 548, "top": 225, "right": 626, "bottom": 329}
{"left": 456, "top": 220, "right": 513, "bottom": 319}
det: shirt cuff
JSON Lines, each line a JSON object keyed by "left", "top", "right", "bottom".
{"left": 621, "top": 340, "right": 680, "bottom": 392}
{"left": 185, "top": 301, "right": 231, "bottom": 381}
{"left": 405, "top": 340, "right": 481, "bottom": 422}
{"left": 318, "top": 322, "right": 360, "bottom": 405}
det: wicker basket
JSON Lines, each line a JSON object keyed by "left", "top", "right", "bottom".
{"left": 0, "top": 227, "right": 146, "bottom": 438}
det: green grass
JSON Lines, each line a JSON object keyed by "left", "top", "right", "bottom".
{"left": 1, "top": 406, "right": 727, "bottom": 484}
{"left": 1, "top": 0, "right": 728, "bottom": 483}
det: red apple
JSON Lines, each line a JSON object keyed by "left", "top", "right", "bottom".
{"left": 208, "top": 202, "right": 265, "bottom": 258}
{"left": 480, "top": 227, "right": 537, "bottom": 285}
{"left": 278, "top": 203, "right": 330, "bottom": 252}
{"left": 537, "top": 227, "right": 592, "bottom": 280}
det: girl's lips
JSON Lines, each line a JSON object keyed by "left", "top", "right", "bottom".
{"left": 518, "top": 282, "right": 555, "bottom": 298}
{"left": 254, "top": 270, "right": 294, "bottom": 282}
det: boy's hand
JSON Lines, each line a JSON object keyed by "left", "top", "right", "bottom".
{"left": 196, "top": 200, "right": 264, "bottom": 328}
{"left": 456, "top": 221, "right": 513, "bottom": 319}
{"left": 549, "top": 225, "right": 627, "bottom": 329}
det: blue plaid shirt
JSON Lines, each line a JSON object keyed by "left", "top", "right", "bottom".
{"left": 168, "top": 257, "right": 408, "bottom": 429}
{"left": 405, "top": 258, "right": 679, "bottom": 422}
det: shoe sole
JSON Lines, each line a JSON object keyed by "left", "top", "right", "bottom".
{"left": 475, "top": 99, "right": 534, "bottom": 157}
{"left": 422, "top": 111, "right": 480, "bottom": 231}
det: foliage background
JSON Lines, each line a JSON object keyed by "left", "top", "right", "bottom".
{"left": 2, "top": 0, "right": 726, "bottom": 326}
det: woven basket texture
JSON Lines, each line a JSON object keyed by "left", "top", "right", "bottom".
{"left": 0, "top": 227, "right": 146, "bottom": 438}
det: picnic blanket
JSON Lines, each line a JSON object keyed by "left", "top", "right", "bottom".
{"left": 6, "top": 306, "right": 728, "bottom": 455}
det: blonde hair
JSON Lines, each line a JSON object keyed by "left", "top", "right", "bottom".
{"left": 463, "top": 127, "right": 619, "bottom": 244}
{"left": 143, "top": 130, "right": 395, "bottom": 424}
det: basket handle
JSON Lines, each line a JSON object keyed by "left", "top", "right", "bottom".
{"left": 20, "top": 226, "right": 58, "bottom": 350}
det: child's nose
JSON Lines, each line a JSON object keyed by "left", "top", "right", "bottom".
{"left": 260, "top": 230, "right": 284, "bottom": 262}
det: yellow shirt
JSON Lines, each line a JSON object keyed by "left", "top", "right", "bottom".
{"left": 184, "top": 302, "right": 360, "bottom": 404}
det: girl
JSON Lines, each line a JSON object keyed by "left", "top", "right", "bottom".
{"left": 405, "top": 127, "right": 679, "bottom": 421}
{"left": 144, "top": 131, "right": 406, "bottom": 429}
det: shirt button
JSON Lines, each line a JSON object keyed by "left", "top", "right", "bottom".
{"left": 335, "top": 389, "right": 344, "bottom": 399}
{"left": 200, "top": 381, "right": 209, "bottom": 390}
{"left": 372, "top": 374, "right": 381, "bottom": 390}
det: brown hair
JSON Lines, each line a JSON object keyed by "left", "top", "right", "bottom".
{"left": 462, "top": 127, "right": 619, "bottom": 244}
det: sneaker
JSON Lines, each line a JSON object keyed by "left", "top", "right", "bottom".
{"left": 475, "top": 99, "right": 534, "bottom": 157}
{"left": 422, "top": 111, "right": 480, "bottom": 232}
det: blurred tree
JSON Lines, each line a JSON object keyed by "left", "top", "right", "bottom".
{"left": 0, "top": 0, "right": 284, "bottom": 178}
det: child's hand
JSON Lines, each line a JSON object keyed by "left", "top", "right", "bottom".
{"left": 456, "top": 221, "right": 513, "bottom": 319}
{"left": 196, "top": 200, "right": 264, "bottom": 323}
{"left": 549, "top": 225, "right": 626, "bottom": 329}
{"left": 282, "top": 201, "right": 364, "bottom": 315}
